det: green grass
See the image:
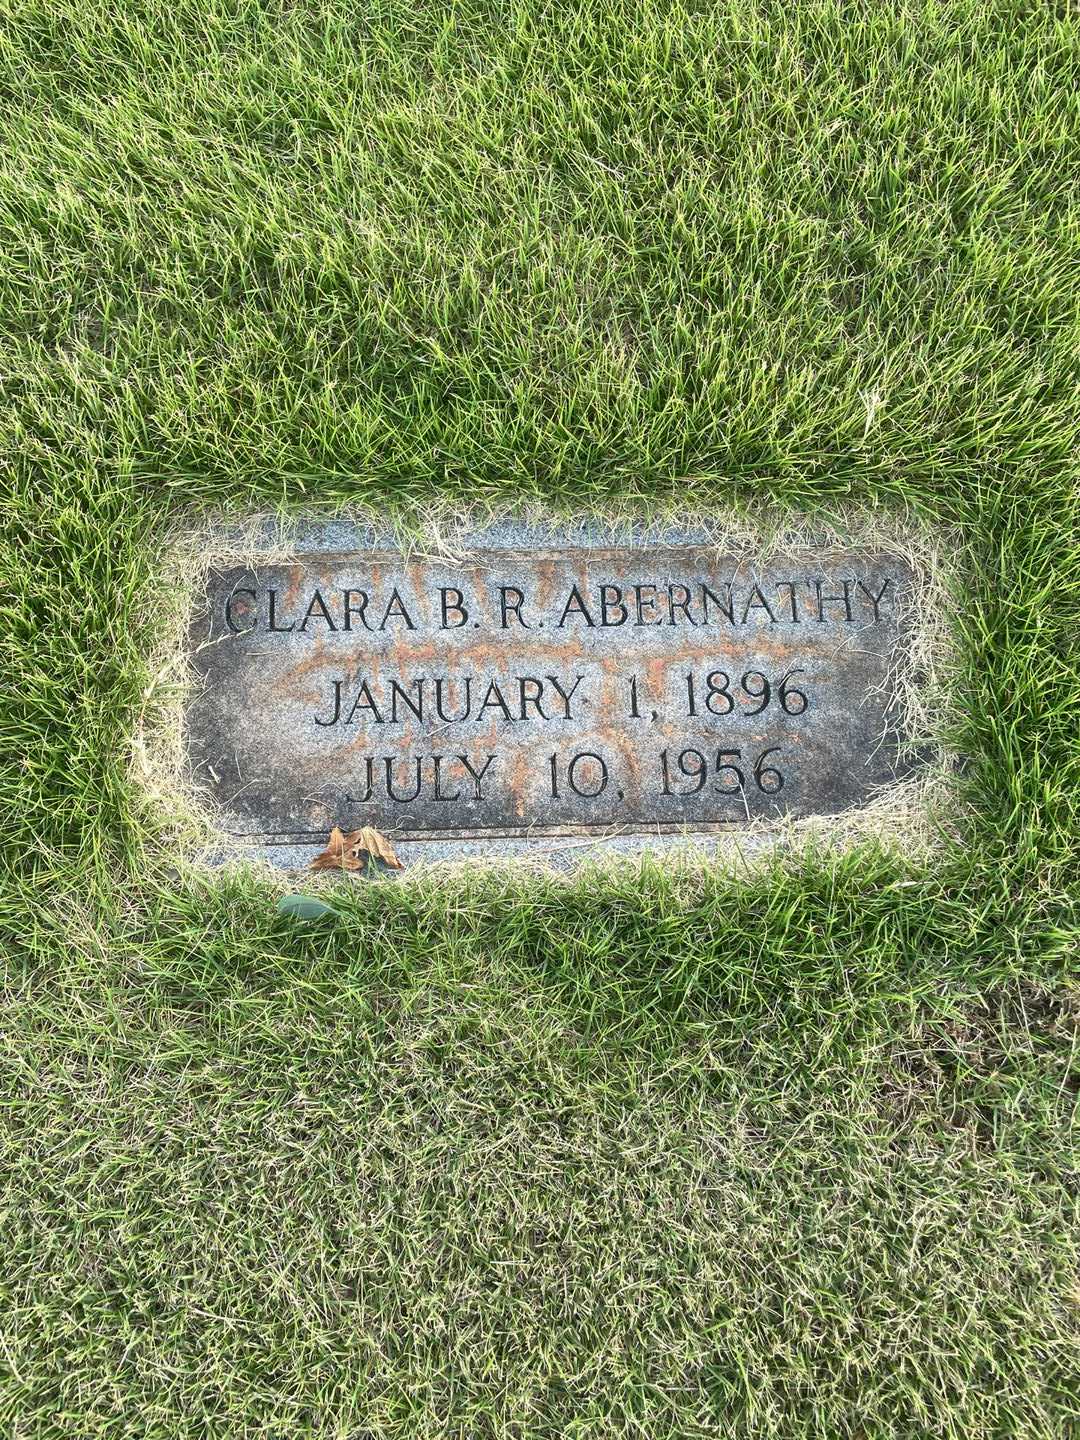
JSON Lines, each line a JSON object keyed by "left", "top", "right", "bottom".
{"left": 1, "top": 0, "right": 1079, "bottom": 1435}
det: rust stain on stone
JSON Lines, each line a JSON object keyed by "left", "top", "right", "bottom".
{"left": 506, "top": 748, "right": 531, "bottom": 819}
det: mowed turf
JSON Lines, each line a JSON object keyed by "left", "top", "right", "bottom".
{"left": 1, "top": 1, "right": 1078, "bottom": 1436}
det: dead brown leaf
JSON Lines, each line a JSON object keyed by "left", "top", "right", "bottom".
{"left": 309, "top": 825, "right": 404, "bottom": 873}
{"left": 353, "top": 825, "right": 404, "bottom": 869}
{"left": 309, "top": 826, "right": 362, "bottom": 872}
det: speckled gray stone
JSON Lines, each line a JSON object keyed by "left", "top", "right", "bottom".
{"left": 184, "top": 521, "right": 926, "bottom": 870}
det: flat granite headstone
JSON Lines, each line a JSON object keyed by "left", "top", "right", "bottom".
{"left": 185, "top": 528, "right": 926, "bottom": 866}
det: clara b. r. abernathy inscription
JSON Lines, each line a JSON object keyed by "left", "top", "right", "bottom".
{"left": 185, "top": 544, "right": 922, "bottom": 857}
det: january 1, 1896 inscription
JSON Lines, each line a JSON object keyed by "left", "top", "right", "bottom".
{"left": 185, "top": 541, "right": 923, "bottom": 857}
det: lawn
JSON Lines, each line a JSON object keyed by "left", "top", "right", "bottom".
{"left": 1, "top": 1, "right": 1079, "bottom": 1436}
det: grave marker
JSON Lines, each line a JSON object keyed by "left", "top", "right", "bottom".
{"left": 185, "top": 534, "right": 925, "bottom": 863}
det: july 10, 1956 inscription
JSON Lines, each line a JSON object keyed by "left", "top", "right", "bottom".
{"left": 185, "top": 545, "right": 922, "bottom": 852}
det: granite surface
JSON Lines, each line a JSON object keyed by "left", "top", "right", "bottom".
{"left": 184, "top": 521, "right": 926, "bottom": 869}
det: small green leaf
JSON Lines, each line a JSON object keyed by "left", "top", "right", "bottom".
{"left": 277, "top": 893, "right": 338, "bottom": 922}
